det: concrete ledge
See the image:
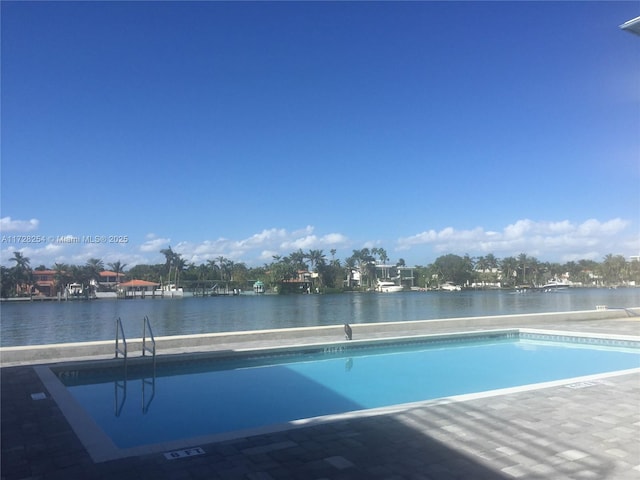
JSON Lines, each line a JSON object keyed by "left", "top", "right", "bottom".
{"left": 1, "top": 308, "right": 638, "bottom": 366}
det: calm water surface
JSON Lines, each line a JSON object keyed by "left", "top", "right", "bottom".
{"left": 1, "top": 288, "right": 639, "bottom": 347}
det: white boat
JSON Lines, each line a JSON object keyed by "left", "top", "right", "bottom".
{"left": 440, "top": 282, "right": 462, "bottom": 292}
{"left": 64, "top": 282, "right": 96, "bottom": 300}
{"left": 65, "top": 283, "right": 84, "bottom": 296}
{"left": 541, "top": 280, "right": 570, "bottom": 292}
{"left": 154, "top": 284, "right": 184, "bottom": 297}
{"left": 376, "top": 281, "right": 404, "bottom": 293}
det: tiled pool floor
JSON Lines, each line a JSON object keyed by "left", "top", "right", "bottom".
{"left": 2, "top": 316, "right": 639, "bottom": 479}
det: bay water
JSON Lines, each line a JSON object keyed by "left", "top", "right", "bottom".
{"left": 1, "top": 288, "right": 639, "bottom": 347}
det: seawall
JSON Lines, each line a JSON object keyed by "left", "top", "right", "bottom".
{"left": 1, "top": 308, "right": 638, "bottom": 366}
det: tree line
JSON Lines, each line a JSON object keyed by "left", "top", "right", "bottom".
{"left": 1, "top": 247, "right": 638, "bottom": 298}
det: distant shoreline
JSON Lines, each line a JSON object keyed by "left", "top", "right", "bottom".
{"left": 2, "top": 285, "right": 638, "bottom": 303}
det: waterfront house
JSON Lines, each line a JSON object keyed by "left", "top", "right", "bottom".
{"left": 117, "top": 279, "right": 160, "bottom": 298}
{"left": 99, "top": 271, "right": 125, "bottom": 290}
{"left": 32, "top": 270, "right": 57, "bottom": 296}
{"left": 281, "top": 270, "right": 313, "bottom": 293}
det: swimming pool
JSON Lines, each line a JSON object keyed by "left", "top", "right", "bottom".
{"left": 37, "top": 329, "right": 640, "bottom": 462}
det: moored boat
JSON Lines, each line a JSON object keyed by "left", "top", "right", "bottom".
{"left": 154, "top": 284, "right": 184, "bottom": 297}
{"left": 440, "top": 282, "right": 462, "bottom": 292}
{"left": 541, "top": 280, "right": 570, "bottom": 292}
{"left": 376, "top": 281, "right": 404, "bottom": 293}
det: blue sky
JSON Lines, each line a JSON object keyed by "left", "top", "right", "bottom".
{"left": 1, "top": 1, "right": 639, "bottom": 269}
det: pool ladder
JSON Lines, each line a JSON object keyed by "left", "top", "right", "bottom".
{"left": 114, "top": 316, "right": 157, "bottom": 363}
{"left": 115, "top": 317, "right": 127, "bottom": 363}
{"left": 142, "top": 315, "right": 156, "bottom": 364}
{"left": 114, "top": 316, "right": 157, "bottom": 416}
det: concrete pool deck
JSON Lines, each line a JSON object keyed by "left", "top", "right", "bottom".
{"left": 2, "top": 310, "right": 639, "bottom": 479}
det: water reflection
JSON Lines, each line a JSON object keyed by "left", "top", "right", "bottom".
{"left": 345, "top": 358, "right": 353, "bottom": 372}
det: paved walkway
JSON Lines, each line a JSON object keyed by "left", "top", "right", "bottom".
{"left": 2, "top": 316, "right": 639, "bottom": 479}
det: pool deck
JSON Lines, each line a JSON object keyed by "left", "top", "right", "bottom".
{"left": 2, "top": 311, "right": 639, "bottom": 479}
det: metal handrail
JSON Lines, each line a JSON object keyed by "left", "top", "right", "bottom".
{"left": 115, "top": 317, "right": 127, "bottom": 360}
{"left": 142, "top": 315, "right": 156, "bottom": 359}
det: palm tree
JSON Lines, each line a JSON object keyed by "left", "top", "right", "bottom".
{"left": 344, "top": 256, "right": 357, "bottom": 288}
{"left": 216, "top": 256, "right": 228, "bottom": 282}
{"left": 475, "top": 256, "right": 488, "bottom": 272}
{"left": 10, "top": 251, "right": 30, "bottom": 271}
{"left": 483, "top": 254, "right": 501, "bottom": 286}
{"left": 348, "top": 248, "right": 375, "bottom": 289}
{"left": 364, "top": 261, "right": 377, "bottom": 289}
{"left": 474, "top": 256, "right": 487, "bottom": 273}
{"left": 527, "top": 256, "right": 542, "bottom": 286}
{"left": 230, "top": 262, "right": 248, "bottom": 287}
{"left": 268, "top": 256, "right": 298, "bottom": 289}
{"left": 378, "top": 248, "right": 388, "bottom": 265}
{"left": 370, "top": 247, "right": 391, "bottom": 279}
{"left": 306, "top": 249, "right": 326, "bottom": 272}
{"left": 86, "top": 258, "right": 104, "bottom": 269}
{"left": 161, "top": 245, "right": 174, "bottom": 273}
{"left": 629, "top": 258, "right": 640, "bottom": 286}
{"left": 485, "top": 253, "right": 499, "bottom": 270}
{"left": 474, "top": 256, "right": 490, "bottom": 286}
{"left": 84, "top": 258, "right": 104, "bottom": 293}
{"left": 516, "top": 253, "right": 528, "bottom": 285}
{"left": 226, "top": 260, "right": 235, "bottom": 282}
{"left": 0, "top": 266, "right": 17, "bottom": 297}
{"left": 515, "top": 253, "right": 541, "bottom": 285}
{"left": 601, "top": 254, "right": 626, "bottom": 286}
{"left": 500, "top": 256, "right": 518, "bottom": 287}
{"left": 160, "top": 246, "right": 180, "bottom": 285}
{"left": 207, "top": 259, "right": 220, "bottom": 282}
{"left": 577, "top": 259, "right": 599, "bottom": 286}
{"left": 173, "top": 255, "right": 186, "bottom": 287}
{"left": 289, "top": 249, "right": 307, "bottom": 271}
{"left": 562, "top": 261, "right": 579, "bottom": 283}
{"left": 306, "top": 249, "right": 326, "bottom": 289}
{"left": 197, "top": 263, "right": 209, "bottom": 294}
{"left": 69, "top": 264, "right": 90, "bottom": 290}
{"left": 53, "top": 262, "right": 70, "bottom": 295}
{"left": 107, "top": 260, "right": 127, "bottom": 285}
{"left": 10, "top": 251, "right": 31, "bottom": 295}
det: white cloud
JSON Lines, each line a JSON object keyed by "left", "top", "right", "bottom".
{"left": 259, "top": 250, "right": 280, "bottom": 261}
{"left": 0, "top": 238, "right": 140, "bottom": 269}
{"left": 503, "top": 219, "right": 533, "bottom": 239}
{"left": 279, "top": 229, "right": 348, "bottom": 252}
{"left": 4, "top": 220, "right": 634, "bottom": 268}
{"left": 237, "top": 228, "right": 289, "bottom": 248}
{"left": 320, "top": 233, "right": 348, "bottom": 245}
{"left": 0, "top": 217, "right": 39, "bottom": 232}
{"left": 281, "top": 235, "right": 319, "bottom": 250}
{"left": 166, "top": 227, "right": 350, "bottom": 265}
{"left": 397, "top": 218, "right": 637, "bottom": 261}
{"left": 140, "top": 235, "right": 171, "bottom": 253}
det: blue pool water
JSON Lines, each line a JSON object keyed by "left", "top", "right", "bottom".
{"left": 58, "top": 333, "right": 640, "bottom": 449}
